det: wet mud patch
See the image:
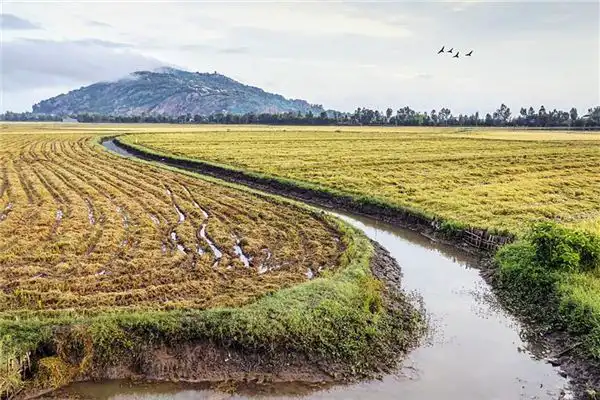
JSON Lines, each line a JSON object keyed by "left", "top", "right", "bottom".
{"left": 0, "top": 202, "right": 13, "bottom": 222}
{"left": 199, "top": 223, "right": 223, "bottom": 261}
{"left": 85, "top": 199, "right": 95, "bottom": 225}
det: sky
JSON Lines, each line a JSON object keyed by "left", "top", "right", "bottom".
{"left": 1, "top": 0, "right": 599, "bottom": 115}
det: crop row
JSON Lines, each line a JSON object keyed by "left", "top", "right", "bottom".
{"left": 0, "top": 130, "right": 342, "bottom": 314}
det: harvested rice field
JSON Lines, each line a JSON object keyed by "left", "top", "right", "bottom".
{"left": 0, "top": 127, "right": 342, "bottom": 313}
{"left": 117, "top": 125, "right": 600, "bottom": 396}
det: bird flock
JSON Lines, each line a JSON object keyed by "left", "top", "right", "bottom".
{"left": 438, "top": 46, "right": 472, "bottom": 58}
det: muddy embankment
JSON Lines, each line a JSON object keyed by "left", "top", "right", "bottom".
{"left": 104, "top": 137, "right": 599, "bottom": 399}
{"left": 20, "top": 243, "right": 416, "bottom": 400}
{"left": 84, "top": 246, "right": 406, "bottom": 382}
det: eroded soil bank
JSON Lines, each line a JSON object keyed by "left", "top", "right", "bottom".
{"left": 23, "top": 243, "right": 421, "bottom": 400}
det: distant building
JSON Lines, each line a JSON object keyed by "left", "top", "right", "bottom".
{"left": 62, "top": 117, "right": 78, "bottom": 123}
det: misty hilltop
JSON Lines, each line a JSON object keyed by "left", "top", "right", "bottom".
{"left": 32, "top": 67, "right": 325, "bottom": 116}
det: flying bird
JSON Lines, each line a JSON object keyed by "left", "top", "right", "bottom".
{"left": 447, "top": 47, "right": 454, "bottom": 53}
{"left": 466, "top": 50, "right": 473, "bottom": 56}
{"left": 453, "top": 52, "right": 460, "bottom": 58}
{"left": 438, "top": 46, "right": 445, "bottom": 54}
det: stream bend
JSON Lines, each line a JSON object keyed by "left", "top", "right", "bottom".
{"left": 93, "top": 138, "right": 571, "bottom": 400}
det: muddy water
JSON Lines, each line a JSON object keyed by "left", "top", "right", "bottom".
{"left": 103, "top": 139, "right": 139, "bottom": 158}
{"left": 88, "top": 139, "right": 572, "bottom": 400}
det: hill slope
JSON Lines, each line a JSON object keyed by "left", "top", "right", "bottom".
{"left": 32, "top": 67, "right": 325, "bottom": 116}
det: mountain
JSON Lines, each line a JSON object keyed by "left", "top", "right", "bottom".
{"left": 32, "top": 67, "right": 325, "bottom": 116}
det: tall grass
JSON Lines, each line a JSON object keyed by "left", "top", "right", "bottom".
{"left": 496, "top": 222, "right": 600, "bottom": 359}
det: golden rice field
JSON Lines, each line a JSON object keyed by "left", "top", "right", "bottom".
{"left": 0, "top": 125, "right": 343, "bottom": 314}
{"left": 121, "top": 126, "right": 600, "bottom": 234}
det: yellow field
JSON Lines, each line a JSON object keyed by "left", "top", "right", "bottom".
{"left": 0, "top": 125, "right": 343, "bottom": 313}
{"left": 121, "top": 126, "right": 600, "bottom": 234}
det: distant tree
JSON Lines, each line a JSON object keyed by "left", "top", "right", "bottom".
{"left": 520, "top": 107, "right": 527, "bottom": 118}
{"left": 586, "top": 106, "right": 600, "bottom": 126}
{"left": 386, "top": 108, "right": 393, "bottom": 122}
{"left": 516, "top": 107, "right": 527, "bottom": 126}
{"left": 493, "top": 104, "right": 511, "bottom": 125}
{"left": 374, "top": 110, "right": 382, "bottom": 125}
{"left": 439, "top": 108, "right": 452, "bottom": 125}
{"left": 569, "top": 108, "right": 578, "bottom": 127}
{"left": 430, "top": 109, "right": 438, "bottom": 126}
{"left": 11, "top": 102, "right": 595, "bottom": 128}
{"left": 484, "top": 113, "right": 493, "bottom": 126}
{"left": 538, "top": 105, "right": 548, "bottom": 126}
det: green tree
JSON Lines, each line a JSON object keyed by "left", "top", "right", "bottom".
{"left": 493, "top": 104, "right": 511, "bottom": 125}
{"left": 570, "top": 107, "right": 578, "bottom": 125}
{"left": 439, "top": 108, "right": 452, "bottom": 125}
{"left": 484, "top": 113, "right": 493, "bottom": 126}
{"left": 585, "top": 106, "right": 600, "bottom": 126}
{"left": 386, "top": 108, "right": 393, "bottom": 122}
{"left": 538, "top": 105, "right": 548, "bottom": 126}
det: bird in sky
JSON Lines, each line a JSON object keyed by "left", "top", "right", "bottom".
{"left": 466, "top": 50, "right": 473, "bottom": 56}
{"left": 453, "top": 52, "right": 460, "bottom": 58}
{"left": 438, "top": 46, "right": 445, "bottom": 54}
{"left": 447, "top": 47, "right": 454, "bottom": 53}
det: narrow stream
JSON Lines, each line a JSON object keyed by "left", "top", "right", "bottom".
{"left": 84, "top": 139, "right": 572, "bottom": 400}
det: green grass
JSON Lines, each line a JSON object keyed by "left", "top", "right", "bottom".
{"left": 495, "top": 222, "right": 600, "bottom": 360}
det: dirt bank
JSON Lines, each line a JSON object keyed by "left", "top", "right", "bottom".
{"left": 20, "top": 243, "right": 421, "bottom": 400}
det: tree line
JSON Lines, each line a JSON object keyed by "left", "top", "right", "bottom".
{"left": 2, "top": 105, "right": 599, "bottom": 128}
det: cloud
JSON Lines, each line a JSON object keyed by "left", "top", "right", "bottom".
{"left": 19, "top": 38, "right": 131, "bottom": 49}
{"left": 415, "top": 73, "right": 433, "bottom": 80}
{"left": 178, "top": 2, "right": 413, "bottom": 39}
{"left": 217, "top": 46, "right": 249, "bottom": 55}
{"left": 73, "top": 38, "right": 131, "bottom": 48}
{"left": 1, "top": 1, "right": 597, "bottom": 114}
{"left": 88, "top": 20, "right": 111, "bottom": 28}
{"left": 176, "top": 44, "right": 249, "bottom": 55}
{"left": 0, "top": 13, "right": 40, "bottom": 30}
{"left": 2, "top": 39, "right": 165, "bottom": 94}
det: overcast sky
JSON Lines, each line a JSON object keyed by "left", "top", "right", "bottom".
{"left": 1, "top": 1, "right": 599, "bottom": 114}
